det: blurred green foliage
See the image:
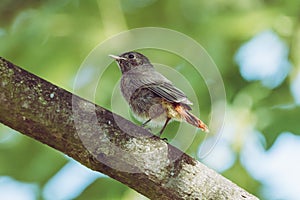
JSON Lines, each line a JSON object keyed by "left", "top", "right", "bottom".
{"left": 1, "top": 0, "right": 300, "bottom": 199}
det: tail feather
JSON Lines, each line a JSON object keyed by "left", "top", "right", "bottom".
{"left": 185, "top": 111, "right": 209, "bottom": 133}
{"left": 175, "top": 105, "right": 209, "bottom": 133}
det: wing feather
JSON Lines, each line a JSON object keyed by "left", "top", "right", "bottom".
{"left": 130, "top": 69, "right": 193, "bottom": 107}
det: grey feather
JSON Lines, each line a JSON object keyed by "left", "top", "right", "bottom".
{"left": 126, "top": 66, "right": 193, "bottom": 106}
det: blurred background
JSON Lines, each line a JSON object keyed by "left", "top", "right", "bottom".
{"left": 1, "top": 0, "right": 300, "bottom": 199}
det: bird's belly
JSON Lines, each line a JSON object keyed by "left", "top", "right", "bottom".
{"left": 128, "top": 88, "right": 168, "bottom": 126}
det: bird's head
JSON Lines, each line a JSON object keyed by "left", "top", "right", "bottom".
{"left": 109, "top": 51, "right": 151, "bottom": 73}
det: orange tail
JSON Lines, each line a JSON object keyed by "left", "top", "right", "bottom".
{"left": 175, "top": 105, "right": 209, "bottom": 133}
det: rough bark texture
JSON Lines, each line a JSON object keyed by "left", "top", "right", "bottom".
{"left": 0, "top": 57, "right": 258, "bottom": 200}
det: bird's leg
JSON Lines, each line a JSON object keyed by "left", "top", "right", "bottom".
{"left": 158, "top": 117, "right": 171, "bottom": 137}
{"left": 142, "top": 118, "right": 151, "bottom": 127}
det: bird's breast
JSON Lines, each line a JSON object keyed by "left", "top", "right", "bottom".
{"left": 120, "top": 75, "right": 138, "bottom": 103}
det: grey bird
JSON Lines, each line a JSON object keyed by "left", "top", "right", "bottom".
{"left": 109, "top": 51, "right": 209, "bottom": 136}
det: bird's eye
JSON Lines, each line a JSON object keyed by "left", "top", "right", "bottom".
{"left": 128, "top": 54, "right": 135, "bottom": 59}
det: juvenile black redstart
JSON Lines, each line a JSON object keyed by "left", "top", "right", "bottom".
{"left": 109, "top": 51, "right": 209, "bottom": 136}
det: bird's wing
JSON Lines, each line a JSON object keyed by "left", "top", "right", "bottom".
{"left": 145, "top": 82, "right": 193, "bottom": 105}
{"left": 130, "top": 70, "right": 193, "bottom": 107}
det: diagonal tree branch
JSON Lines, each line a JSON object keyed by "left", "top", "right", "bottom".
{"left": 0, "top": 57, "right": 258, "bottom": 200}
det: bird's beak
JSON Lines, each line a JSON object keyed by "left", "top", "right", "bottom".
{"left": 109, "top": 54, "right": 127, "bottom": 60}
